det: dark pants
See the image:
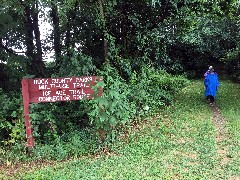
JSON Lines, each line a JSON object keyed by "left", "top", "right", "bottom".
{"left": 207, "top": 95, "right": 214, "bottom": 103}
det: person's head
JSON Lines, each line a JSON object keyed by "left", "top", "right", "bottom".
{"left": 209, "top": 66, "right": 214, "bottom": 73}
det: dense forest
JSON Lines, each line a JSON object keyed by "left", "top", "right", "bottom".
{"left": 0, "top": 0, "right": 239, "bottom": 163}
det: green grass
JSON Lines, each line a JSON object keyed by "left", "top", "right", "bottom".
{"left": 217, "top": 80, "right": 240, "bottom": 177}
{"left": 1, "top": 80, "right": 239, "bottom": 179}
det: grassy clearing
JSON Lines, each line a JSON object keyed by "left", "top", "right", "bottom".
{"left": 1, "top": 80, "right": 239, "bottom": 179}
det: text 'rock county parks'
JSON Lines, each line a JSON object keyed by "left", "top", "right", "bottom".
{"left": 31, "top": 77, "right": 95, "bottom": 102}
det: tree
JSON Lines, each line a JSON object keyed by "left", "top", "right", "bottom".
{"left": 0, "top": 0, "right": 45, "bottom": 77}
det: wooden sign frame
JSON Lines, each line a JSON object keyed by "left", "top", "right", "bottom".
{"left": 21, "top": 76, "right": 102, "bottom": 147}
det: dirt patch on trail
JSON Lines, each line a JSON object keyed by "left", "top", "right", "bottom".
{"left": 211, "top": 103, "right": 226, "bottom": 135}
{"left": 209, "top": 102, "right": 231, "bottom": 166}
{"left": 0, "top": 160, "right": 59, "bottom": 178}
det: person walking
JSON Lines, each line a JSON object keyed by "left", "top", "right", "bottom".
{"left": 204, "top": 66, "right": 220, "bottom": 103}
{"left": 204, "top": 66, "right": 218, "bottom": 77}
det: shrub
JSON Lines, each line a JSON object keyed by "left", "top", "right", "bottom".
{"left": 222, "top": 47, "right": 240, "bottom": 82}
{"left": 57, "top": 51, "right": 96, "bottom": 77}
{"left": 29, "top": 101, "right": 89, "bottom": 143}
{"left": 0, "top": 54, "right": 189, "bottom": 162}
{"left": 87, "top": 65, "right": 189, "bottom": 137}
{"left": 87, "top": 65, "right": 137, "bottom": 133}
{"left": 0, "top": 90, "right": 25, "bottom": 147}
{"left": 129, "top": 66, "right": 189, "bottom": 113}
{"left": 32, "top": 129, "right": 98, "bottom": 161}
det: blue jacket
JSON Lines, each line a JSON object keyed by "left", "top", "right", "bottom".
{"left": 204, "top": 73, "right": 220, "bottom": 97}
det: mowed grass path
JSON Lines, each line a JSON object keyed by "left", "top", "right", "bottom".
{"left": 7, "top": 80, "right": 240, "bottom": 179}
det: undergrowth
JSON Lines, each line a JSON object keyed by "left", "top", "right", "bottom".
{"left": 0, "top": 65, "right": 189, "bottom": 164}
{"left": 3, "top": 80, "right": 238, "bottom": 179}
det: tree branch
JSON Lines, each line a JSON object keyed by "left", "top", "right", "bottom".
{"left": 148, "top": 0, "right": 170, "bottom": 30}
{"left": 0, "top": 41, "right": 25, "bottom": 56}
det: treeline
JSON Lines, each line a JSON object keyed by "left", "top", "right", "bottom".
{"left": 0, "top": 0, "right": 239, "bottom": 158}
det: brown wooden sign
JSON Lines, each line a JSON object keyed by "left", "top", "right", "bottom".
{"left": 21, "top": 76, "right": 102, "bottom": 147}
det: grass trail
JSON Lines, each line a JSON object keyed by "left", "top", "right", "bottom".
{"left": 216, "top": 80, "right": 240, "bottom": 178}
{"left": 2, "top": 80, "right": 240, "bottom": 179}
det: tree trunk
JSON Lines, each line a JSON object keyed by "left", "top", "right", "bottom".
{"left": 65, "top": 16, "right": 71, "bottom": 55}
{"left": 23, "top": 4, "right": 34, "bottom": 60}
{"left": 20, "top": 0, "right": 45, "bottom": 77}
{"left": 32, "top": 1, "right": 45, "bottom": 76}
{"left": 23, "top": 4, "right": 35, "bottom": 75}
{"left": 98, "top": 0, "right": 108, "bottom": 64}
{"left": 50, "top": 1, "right": 61, "bottom": 68}
{"left": 64, "top": 2, "right": 78, "bottom": 58}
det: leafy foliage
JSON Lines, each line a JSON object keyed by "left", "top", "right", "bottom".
{"left": 222, "top": 46, "right": 240, "bottom": 82}
{"left": 0, "top": 0, "right": 240, "bottom": 165}
{"left": 87, "top": 65, "right": 136, "bottom": 132}
{"left": 0, "top": 90, "right": 25, "bottom": 146}
{"left": 87, "top": 64, "right": 189, "bottom": 135}
{"left": 129, "top": 66, "right": 189, "bottom": 111}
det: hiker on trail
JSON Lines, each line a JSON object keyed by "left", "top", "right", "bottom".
{"left": 204, "top": 66, "right": 218, "bottom": 77}
{"left": 204, "top": 66, "right": 220, "bottom": 103}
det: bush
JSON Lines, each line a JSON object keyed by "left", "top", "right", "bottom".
{"left": 32, "top": 129, "right": 98, "bottom": 161}
{"left": 0, "top": 54, "right": 189, "bottom": 162}
{"left": 87, "top": 65, "right": 137, "bottom": 133}
{"left": 29, "top": 101, "right": 90, "bottom": 143}
{"left": 57, "top": 51, "right": 96, "bottom": 77}
{"left": 222, "top": 47, "right": 240, "bottom": 82}
{"left": 0, "top": 90, "right": 25, "bottom": 147}
{"left": 0, "top": 129, "right": 98, "bottom": 163}
{"left": 87, "top": 65, "right": 189, "bottom": 137}
{"left": 129, "top": 66, "right": 189, "bottom": 113}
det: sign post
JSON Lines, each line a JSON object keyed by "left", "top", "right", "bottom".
{"left": 21, "top": 76, "right": 102, "bottom": 148}
{"left": 21, "top": 79, "right": 34, "bottom": 147}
